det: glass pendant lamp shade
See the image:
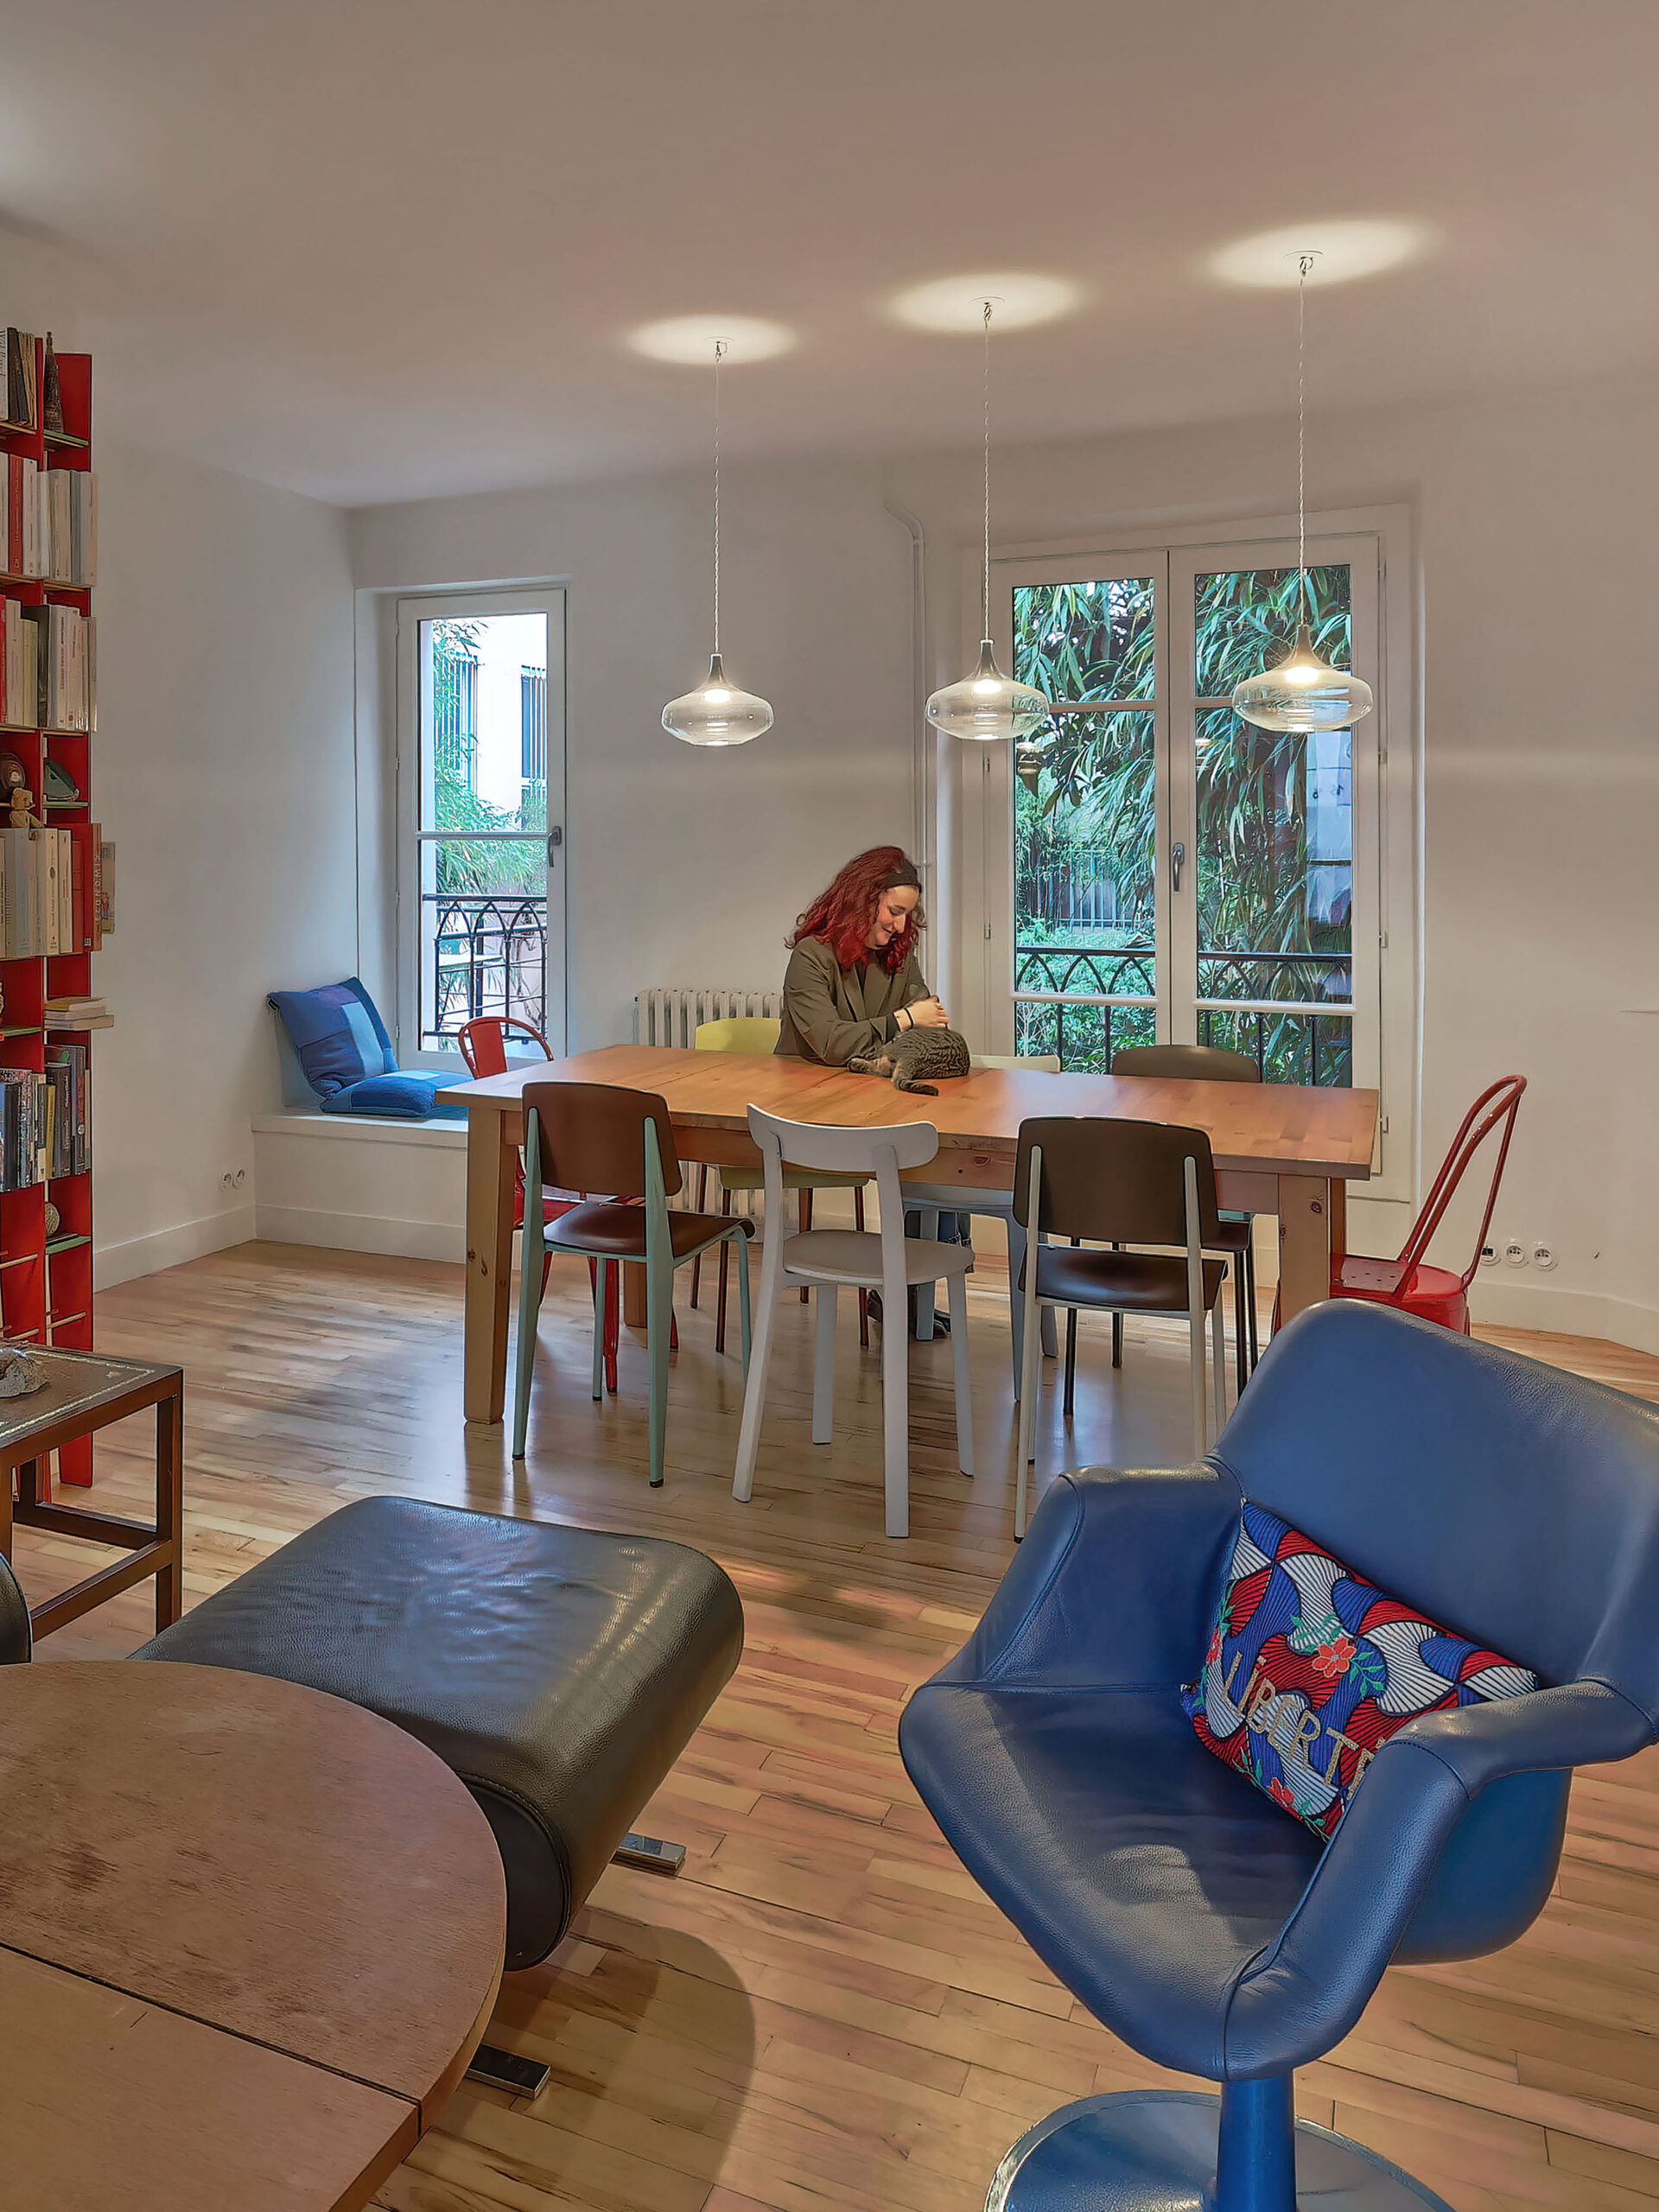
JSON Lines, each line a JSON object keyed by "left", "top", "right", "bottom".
{"left": 927, "top": 639, "right": 1049, "bottom": 742}
{"left": 1232, "top": 622, "right": 1373, "bottom": 734}
{"left": 664, "top": 337, "right": 772, "bottom": 748}
{"left": 662, "top": 652, "right": 774, "bottom": 747}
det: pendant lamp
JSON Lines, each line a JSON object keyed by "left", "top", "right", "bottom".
{"left": 925, "top": 302, "right": 1049, "bottom": 743}
{"left": 663, "top": 339, "right": 773, "bottom": 747}
{"left": 1231, "top": 255, "right": 1373, "bottom": 735}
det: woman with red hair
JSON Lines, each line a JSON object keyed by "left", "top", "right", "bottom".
{"left": 776, "top": 846, "right": 949, "bottom": 1063}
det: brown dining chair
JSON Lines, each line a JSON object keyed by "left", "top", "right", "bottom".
{"left": 1111, "top": 1043, "right": 1262, "bottom": 1391}
{"left": 1012, "top": 1116, "right": 1230, "bottom": 1538}
{"left": 512, "top": 1082, "right": 753, "bottom": 1486}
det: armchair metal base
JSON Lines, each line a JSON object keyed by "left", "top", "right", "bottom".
{"left": 986, "top": 2089, "right": 1452, "bottom": 2212}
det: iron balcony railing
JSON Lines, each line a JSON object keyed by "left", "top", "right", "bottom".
{"left": 426, "top": 893, "right": 545, "bottom": 1042}
{"left": 1014, "top": 942, "right": 1352, "bottom": 1085}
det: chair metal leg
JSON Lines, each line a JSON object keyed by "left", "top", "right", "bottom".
{"left": 591, "top": 1258, "right": 609, "bottom": 1401}
{"left": 947, "top": 1269, "right": 973, "bottom": 1478}
{"left": 646, "top": 1230, "right": 672, "bottom": 1491}
{"left": 1211, "top": 1297, "right": 1228, "bottom": 1447}
{"left": 880, "top": 1286, "right": 910, "bottom": 1537}
{"left": 798, "top": 1187, "right": 812, "bottom": 1301}
{"left": 715, "top": 1186, "right": 733, "bottom": 1353}
{"left": 603, "top": 1258, "right": 620, "bottom": 1392}
{"left": 812, "top": 1282, "right": 837, "bottom": 1444}
{"left": 855, "top": 1188, "right": 869, "bottom": 1346}
{"left": 1063, "top": 1306, "right": 1077, "bottom": 1415}
{"left": 1244, "top": 1230, "right": 1260, "bottom": 1371}
{"left": 1111, "top": 1241, "right": 1123, "bottom": 1369}
{"left": 690, "top": 1165, "right": 709, "bottom": 1307}
{"left": 913, "top": 1208, "right": 939, "bottom": 1341}
{"left": 1007, "top": 1216, "right": 1028, "bottom": 1400}
{"left": 1233, "top": 1255, "right": 1248, "bottom": 1398}
{"left": 736, "top": 1232, "right": 752, "bottom": 1375}
{"left": 1015, "top": 1148, "right": 1044, "bottom": 1538}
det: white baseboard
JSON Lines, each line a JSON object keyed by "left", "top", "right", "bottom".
{"left": 94, "top": 1205, "right": 257, "bottom": 1291}
{"left": 254, "top": 1201, "right": 465, "bottom": 1264}
{"left": 1468, "top": 1274, "right": 1659, "bottom": 1356}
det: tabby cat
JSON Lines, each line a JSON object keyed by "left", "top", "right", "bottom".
{"left": 847, "top": 1027, "right": 972, "bottom": 1096}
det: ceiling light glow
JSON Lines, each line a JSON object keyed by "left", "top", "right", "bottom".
{"left": 1209, "top": 219, "right": 1430, "bottom": 289}
{"left": 887, "top": 271, "right": 1083, "bottom": 334}
{"left": 627, "top": 315, "right": 795, "bottom": 365}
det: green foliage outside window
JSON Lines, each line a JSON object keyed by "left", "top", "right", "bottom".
{"left": 429, "top": 619, "right": 547, "bottom": 895}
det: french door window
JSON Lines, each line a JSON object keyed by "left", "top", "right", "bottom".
{"left": 972, "top": 516, "right": 1410, "bottom": 1187}
{"left": 395, "top": 588, "right": 567, "bottom": 1058}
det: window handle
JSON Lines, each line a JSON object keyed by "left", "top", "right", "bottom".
{"left": 546, "top": 826, "right": 563, "bottom": 866}
{"left": 1171, "top": 841, "right": 1185, "bottom": 893}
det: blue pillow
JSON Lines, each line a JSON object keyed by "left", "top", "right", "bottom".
{"left": 321, "top": 1072, "right": 467, "bottom": 1122}
{"left": 269, "top": 978, "right": 397, "bottom": 1100}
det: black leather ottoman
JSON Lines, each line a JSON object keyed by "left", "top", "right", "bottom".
{"left": 136, "top": 1496, "right": 743, "bottom": 1972}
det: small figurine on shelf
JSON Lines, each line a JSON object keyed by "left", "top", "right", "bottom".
{"left": 9, "top": 786, "right": 36, "bottom": 832}
{"left": 42, "top": 334, "right": 64, "bottom": 439}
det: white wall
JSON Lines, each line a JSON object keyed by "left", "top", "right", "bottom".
{"left": 348, "top": 458, "right": 919, "bottom": 1048}
{"left": 92, "top": 436, "right": 356, "bottom": 1285}
{"left": 346, "top": 373, "right": 1659, "bottom": 1349}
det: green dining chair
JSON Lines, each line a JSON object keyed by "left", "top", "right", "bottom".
{"left": 688, "top": 1016, "right": 874, "bottom": 1350}
{"left": 512, "top": 1080, "right": 753, "bottom": 1486}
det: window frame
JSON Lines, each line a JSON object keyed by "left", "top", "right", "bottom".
{"left": 958, "top": 505, "right": 1417, "bottom": 1204}
{"left": 393, "top": 584, "right": 568, "bottom": 1070}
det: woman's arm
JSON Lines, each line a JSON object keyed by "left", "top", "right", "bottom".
{"left": 782, "top": 941, "right": 898, "bottom": 1065}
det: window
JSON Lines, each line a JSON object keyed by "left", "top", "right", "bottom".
{"left": 395, "top": 588, "right": 566, "bottom": 1058}
{"left": 969, "top": 513, "right": 1414, "bottom": 1194}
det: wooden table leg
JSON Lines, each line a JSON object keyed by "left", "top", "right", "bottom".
{"left": 464, "top": 1109, "right": 517, "bottom": 1424}
{"left": 156, "top": 1387, "right": 183, "bottom": 1631}
{"left": 1276, "top": 1174, "right": 1332, "bottom": 1323}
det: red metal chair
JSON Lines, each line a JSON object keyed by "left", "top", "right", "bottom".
{"left": 1329, "top": 1075, "right": 1526, "bottom": 1334}
{"left": 458, "top": 1017, "right": 624, "bottom": 1391}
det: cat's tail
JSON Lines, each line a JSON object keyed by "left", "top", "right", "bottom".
{"left": 893, "top": 1077, "right": 939, "bottom": 1096}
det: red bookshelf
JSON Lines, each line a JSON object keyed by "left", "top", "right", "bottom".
{"left": 1, "top": 336, "right": 99, "bottom": 1488}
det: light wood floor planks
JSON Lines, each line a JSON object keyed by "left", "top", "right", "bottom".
{"left": 13, "top": 1240, "right": 1659, "bottom": 2212}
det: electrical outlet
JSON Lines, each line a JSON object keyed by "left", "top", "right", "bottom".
{"left": 1479, "top": 1243, "right": 1499, "bottom": 1268}
{"left": 1503, "top": 1239, "right": 1528, "bottom": 1268}
{"left": 1532, "top": 1241, "right": 1557, "bottom": 1272}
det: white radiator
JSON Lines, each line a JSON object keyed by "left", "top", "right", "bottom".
{"left": 633, "top": 985, "right": 784, "bottom": 1049}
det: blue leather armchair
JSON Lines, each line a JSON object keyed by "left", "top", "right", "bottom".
{"left": 899, "top": 1300, "right": 1659, "bottom": 2212}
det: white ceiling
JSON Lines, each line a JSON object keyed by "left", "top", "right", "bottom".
{"left": 3, "top": 0, "right": 1656, "bottom": 506}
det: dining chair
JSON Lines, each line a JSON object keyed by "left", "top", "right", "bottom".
{"left": 688, "top": 1015, "right": 873, "bottom": 1351}
{"left": 1014, "top": 1117, "right": 1230, "bottom": 1538}
{"left": 904, "top": 1052, "right": 1062, "bottom": 1383}
{"left": 1112, "top": 1042, "right": 1262, "bottom": 1391}
{"left": 732, "top": 1104, "right": 973, "bottom": 1540}
{"left": 1329, "top": 1074, "right": 1526, "bottom": 1332}
{"left": 458, "top": 1014, "right": 623, "bottom": 1392}
{"left": 512, "top": 1082, "right": 753, "bottom": 1485}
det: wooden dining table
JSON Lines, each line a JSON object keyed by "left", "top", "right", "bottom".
{"left": 442, "top": 1045, "right": 1378, "bottom": 1427}
{"left": 0, "top": 1660, "right": 506, "bottom": 2212}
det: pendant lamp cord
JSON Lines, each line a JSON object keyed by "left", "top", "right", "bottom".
{"left": 1296, "top": 253, "right": 1313, "bottom": 627}
{"left": 712, "top": 338, "right": 727, "bottom": 656}
{"left": 982, "top": 299, "right": 993, "bottom": 640}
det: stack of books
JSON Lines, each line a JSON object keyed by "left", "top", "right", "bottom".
{"left": 3, "top": 329, "right": 38, "bottom": 431}
{"left": 42, "top": 471, "right": 96, "bottom": 586}
{"left": 45, "top": 995, "right": 111, "bottom": 1033}
{"left": 0, "top": 825, "right": 93, "bottom": 957}
{"left": 20, "top": 604, "right": 95, "bottom": 730}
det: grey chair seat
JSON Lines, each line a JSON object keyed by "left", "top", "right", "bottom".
{"left": 136, "top": 1496, "right": 744, "bottom": 1970}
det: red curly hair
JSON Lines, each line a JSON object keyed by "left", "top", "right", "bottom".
{"left": 789, "top": 847, "right": 925, "bottom": 975}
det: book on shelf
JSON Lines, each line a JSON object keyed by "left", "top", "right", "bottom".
{"left": 41, "top": 468, "right": 96, "bottom": 586}
{"left": 96, "top": 836, "right": 112, "bottom": 938}
{"left": 3, "top": 330, "right": 38, "bottom": 432}
{"left": 17, "top": 604, "right": 93, "bottom": 731}
{"left": 2, "top": 454, "right": 45, "bottom": 578}
{"left": 0, "top": 600, "right": 36, "bottom": 728}
{"left": 0, "top": 1044, "right": 89, "bottom": 1191}
{"left": 0, "top": 826, "right": 84, "bottom": 958}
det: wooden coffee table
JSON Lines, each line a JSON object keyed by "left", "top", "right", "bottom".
{"left": 0, "top": 1660, "right": 506, "bottom": 2211}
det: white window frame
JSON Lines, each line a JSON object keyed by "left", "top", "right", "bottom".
{"left": 956, "top": 505, "right": 1418, "bottom": 1204}
{"left": 393, "top": 585, "right": 569, "bottom": 1071}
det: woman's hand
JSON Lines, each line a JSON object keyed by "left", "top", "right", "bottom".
{"left": 902, "top": 996, "right": 950, "bottom": 1031}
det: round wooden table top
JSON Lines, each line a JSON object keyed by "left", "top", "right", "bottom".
{"left": 0, "top": 1660, "right": 506, "bottom": 2212}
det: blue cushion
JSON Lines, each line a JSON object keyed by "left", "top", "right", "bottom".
{"left": 269, "top": 979, "right": 395, "bottom": 1099}
{"left": 321, "top": 1072, "right": 467, "bottom": 1122}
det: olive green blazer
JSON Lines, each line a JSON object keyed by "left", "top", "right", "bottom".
{"left": 775, "top": 935, "right": 930, "bottom": 1065}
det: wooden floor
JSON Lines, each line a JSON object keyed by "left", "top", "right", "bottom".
{"left": 16, "top": 1239, "right": 1659, "bottom": 2212}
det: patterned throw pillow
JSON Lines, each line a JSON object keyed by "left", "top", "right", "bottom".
{"left": 1183, "top": 1503, "right": 1537, "bottom": 1840}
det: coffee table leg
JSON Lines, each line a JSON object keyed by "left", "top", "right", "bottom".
{"left": 156, "top": 1388, "right": 183, "bottom": 1630}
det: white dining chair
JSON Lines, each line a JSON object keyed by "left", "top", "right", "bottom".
{"left": 732, "top": 1104, "right": 974, "bottom": 1540}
